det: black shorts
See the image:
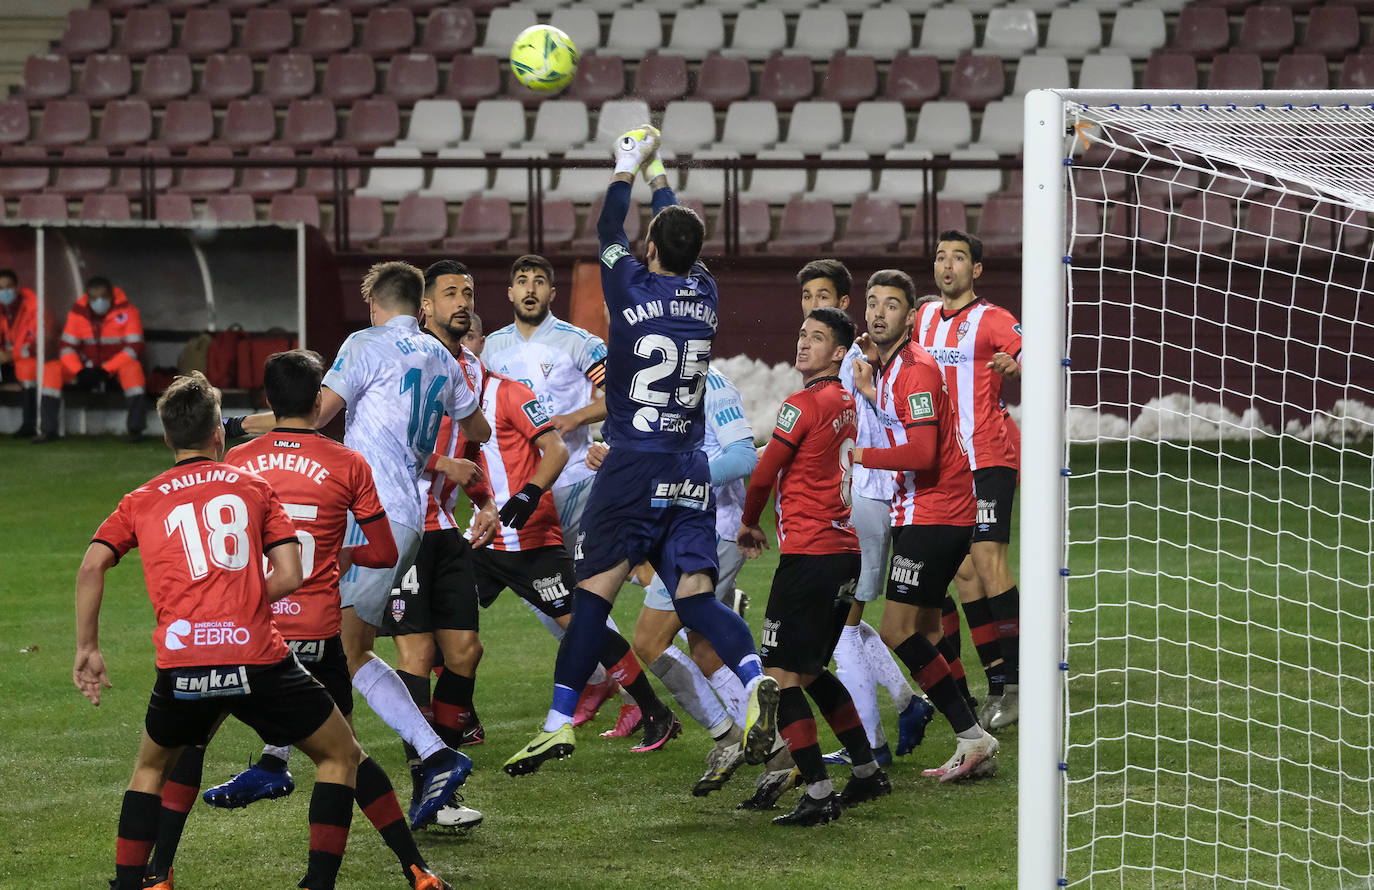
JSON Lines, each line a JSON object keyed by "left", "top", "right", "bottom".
{"left": 473, "top": 545, "right": 575, "bottom": 618}
{"left": 145, "top": 655, "right": 336, "bottom": 749}
{"left": 972, "top": 466, "right": 1017, "bottom": 544}
{"left": 886, "top": 524, "right": 973, "bottom": 608}
{"left": 760, "top": 553, "right": 861, "bottom": 676}
{"left": 287, "top": 635, "right": 352, "bottom": 718}
{"left": 380, "top": 528, "right": 479, "bottom": 636}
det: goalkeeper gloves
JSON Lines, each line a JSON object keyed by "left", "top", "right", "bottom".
{"left": 614, "top": 125, "right": 660, "bottom": 176}
{"left": 498, "top": 483, "right": 543, "bottom": 529}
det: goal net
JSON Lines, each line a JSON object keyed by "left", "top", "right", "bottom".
{"left": 1020, "top": 90, "right": 1374, "bottom": 889}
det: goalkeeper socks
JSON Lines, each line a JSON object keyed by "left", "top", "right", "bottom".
{"left": 961, "top": 596, "right": 1006, "bottom": 696}
{"left": 857, "top": 620, "right": 916, "bottom": 711}
{"left": 807, "top": 670, "right": 875, "bottom": 767}
{"left": 432, "top": 670, "right": 476, "bottom": 741}
{"left": 777, "top": 686, "right": 827, "bottom": 787}
{"left": 989, "top": 586, "right": 1021, "bottom": 685}
{"left": 649, "top": 646, "right": 728, "bottom": 732}
{"left": 707, "top": 664, "right": 748, "bottom": 724}
{"left": 891, "top": 633, "right": 978, "bottom": 734}
{"left": 941, "top": 594, "right": 962, "bottom": 658}
{"left": 833, "top": 623, "right": 884, "bottom": 748}
{"left": 355, "top": 757, "right": 424, "bottom": 874}
{"left": 598, "top": 628, "right": 669, "bottom": 719}
{"left": 546, "top": 589, "right": 614, "bottom": 727}
{"left": 672, "top": 592, "right": 763, "bottom": 685}
{"left": 114, "top": 789, "right": 160, "bottom": 890}
{"left": 302, "top": 781, "right": 353, "bottom": 890}
{"left": 353, "top": 656, "right": 446, "bottom": 762}
{"left": 149, "top": 746, "right": 203, "bottom": 879}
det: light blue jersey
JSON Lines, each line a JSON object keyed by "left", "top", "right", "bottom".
{"left": 703, "top": 368, "right": 753, "bottom": 539}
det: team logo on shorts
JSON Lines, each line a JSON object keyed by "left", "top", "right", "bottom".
{"left": 761, "top": 618, "right": 780, "bottom": 651}
{"left": 890, "top": 555, "right": 924, "bottom": 587}
{"left": 534, "top": 574, "right": 570, "bottom": 604}
{"left": 907, "top": 392, "right": 934, "bottom": 421}
{"left": 390, "top": 597, "right": 407, "bottom": 623}
{"left": 574, "top": 532, "right": 585, "bottom": 561}
{"left": 651, "top": 480, "right": 709, "bottom": 511}
{"left": 776, "top": 402, "right": 801, "bottom": 434}
{"left": 977, "top": 498, "right": 998, "bottom": 529}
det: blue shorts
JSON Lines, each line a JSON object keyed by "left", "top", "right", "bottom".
{"left": 576, "top": 447, "right": 719, "bottom": 595}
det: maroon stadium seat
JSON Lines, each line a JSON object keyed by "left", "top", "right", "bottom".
{"left": 102, "top": 0, "right": 148, "bottom": 12}
{"left": 693, "top": 54, "right": 751, "bottom": 109}
{"left": 385, "top": 53, "right": 440, "bottom": 102}
{"left": 443, "top": 196, "right": 513, "bottom": 251}
{"left": 344, "top": 98, "right": 400, "bottom": 150}
{"left": 61, "top": 8, "right": 113, "bottom": 58}
{"left": 200, "top": 53, "right": 254, "bottom": 105}
{"left": 1207, "top": 53, "right": 1263, "bottom": 90}
{"left": 300, "top": 146, "right": 362, "bottom": 197}
{"left": 821, "top": 54, "right": 878, "bottom": 109}
{"left": 509, "top": 198, "right": 576, "bottom": 251}
{"left": 834, "top": 195, "right": 901, "bottom": 253}
{"left": 77, "top": 53, "right": 132, "bottom": 101}
{"left": 18, "top": 194, "right": 68, "bottom": 223}
{"left": 948, "top": 54, "right": 1005, "bottom": 110}
{"left": 975, "top": 193, "right": 1024, "bottom": 256}
{"left": 241, "top": 8, "right": 294, "bottom": 59}
{"left": 300, "top": 9, "right": 355, "bottom": 57}
{"left": 173, "top": 146, "right": 235, "bottom": 194}
{"left": 1273, "top": 53, "right": 1329, "bottom": 89}
{"left": 221, "top": 0, "right": 271, "bottom": 9}
{"left": 0, "top": 147, "right": 50, "bottom": 193}
{"left": 269, "top": 194, "right": 322, "bottom": 228}
{"left": 204, "top": 194, "right": 257, "bottom": 224}
{"left": 1299, "top": 6, "right": 1360, "bottom": 58}
{"left": 885, "top": 53, "right": 941, "bottom": 108}
{"left": 770, "top": 198, "right": 836, "bottom": 255}
{"left": 1338, "top": 54, "right": 1374, "bottom": 89}
{"left": 111, "top": 145, "right": 172, "bottom": 194}
{"left": 222, "top": 97, "right": 278, "bottom": 148}
{"left": 702, "top": 199, "right": 771, "bottom": 255}
{"left": 1193, "top": 0, "right": 1255, "bottom": 12}
{"left": 23, "top": 54, "right": 72, "bottom": 102}
{"left": 1236, "top": 6, "right": 1295, "bottom": 59}
{"left": 322, "top": 53, "right": 377, "bottom": 102}
{"left": 421, "top": 8, "right": 477, "bottom": 55}
{"left": 1172, "top": 7, "right": 1231, "bottom": 59}
{"left": 379, "top": 194, "right": 449, "bottom": 250}
{"left": 898, "top": 199, "right": 968, "bottom": 253}
{"left": 1324, "top": 0, "right": 1374, "bottom": 9}
{"left": 282, "top": 99, "right": 340, "bottom": 148}
{"left": 158, "top": 99, "right": 214, "bottom": 149}
{"left": 277, "top": 0, "right": 329, "bottom": 11}
{"left": 1138, "top": 167, "right": 1201, "bottom": 203}
{"left": 361, "top": 8, "right": 416, "bottom": 55}
{"left": 154, "top": 194, "right": 195, "bottom": 223}
{"left": 444, "top": 54, "right": 501, "bottom": 104}
{"left": 164, "top": 0, "right": 212, "bottom": 10}
{"left": 0, "top": 101, "right": 29, "bottom": 146}
{"left": 80, "top": 194, "right": 131, "bottom": 223}
{"left": 758, "top": 54, "right": 814, "bottom": 111}
{"left": 97, "top": 99, "right": 153, "bottom": 148}
{"left": 1172, "top": 195, "right": 1235, "bottom": 253}
{"left": 634, "top": 54, "right": 688, "bottom": 108}
{"left": 393, "top": 0, "right": 445, "bottom": 9}
{"left": 347, "top": 195, "right": 385, "bottom": 246}
{"left": 1104, "top": 204, "right": 1169, "bottom": 257}
{"left": 118, "top": 8, "right": 173, "bottom": 58}
{"left": 37, "top": 99, "right": 92, "bottom": 147}
{"left": 263, "top": 53, "right": 318, "bottom": 105}
{"left": 566, "top": 54, "right": 627, "bottom": 106}
{"left": 1143, "top": 52, "right": 1200, "bottom": 90}
{"left": 140, "top": 54, "right": 193, "bottom": 102}
{"left": 179, "top": 8, "right": 232, "bottom": 57}
{"left": 241, "top": 145, "right": 299, "bottom": 197}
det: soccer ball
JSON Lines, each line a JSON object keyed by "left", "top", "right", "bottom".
{"left": 510, "top": 25, "right": 579, "bottom": 93}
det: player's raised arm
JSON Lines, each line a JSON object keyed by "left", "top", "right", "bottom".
{"left": 597, "top": 126, "right": 660, "bottom": 249}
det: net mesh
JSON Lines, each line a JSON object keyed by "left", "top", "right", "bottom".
{"left": 1061, "top": 99, "right": 1374, "bottom": 889}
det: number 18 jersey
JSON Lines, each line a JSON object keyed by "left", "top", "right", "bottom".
{"left": 769, "top": 377, "right": 860, "bottom": 555}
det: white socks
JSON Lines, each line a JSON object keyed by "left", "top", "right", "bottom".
{"left": 352, "top": 655, "right": 447, "bottom": 761}
{"left": 649, "top": 646, "right": 729, "bottom": 732}
{"left": 834, "top": 623, "right": 884, "bottom": 748}
{"left": 858, "top": 620, "right": 915, "bottom": 711}
{"left": 708, "top": 664, "right": 748, "bottom": 725}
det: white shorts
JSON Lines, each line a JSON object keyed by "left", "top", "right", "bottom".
{"left": 340, "top": 517, "right": 422, "bottom": 628}
{"left": 851, "top": 495, "right": 893, "bottom": 603}
{"left": 642, "top": 536, "right": 746, "bottom": 612}
{"left": 553, "top": 476, "right": 595, "bottom": 559}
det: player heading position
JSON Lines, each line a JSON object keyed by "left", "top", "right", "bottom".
{"left": 504, "top": 127, "right": 779, "bottom": 776}
{"left": 738, "top": 307, "right": 892, "bottom": 826}
{"left": 75, "top": 372, "right": 363, "bottom": 890}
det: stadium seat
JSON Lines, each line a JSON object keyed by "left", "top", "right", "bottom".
{"left": 972, "top": 99, "right": 1023, "bottom": 155}
{"left": 49, "top": 146, "right": 110, "bottom": 195}
{"left": 1172, "top": 7, "right": 1230, "bottom": 59}
{"left": 940, "top": 148, "right": 1001, "bottom": 204}
{"left": 1207, "top": 53, "right": 1264, "bottom": 90}
{"left": 1013, "top": 55, "right": 1070, "bottom": 96}
{"left": 725, "top": 8, "right": 787, "bottom": 59}
{"left": 23, "top": 54, "right": 72, "bottom": 102}
{"left": 854, "top": 6, "right": 914, "bottom": 57}
{"left": 529, "top": 100, "right": 590, "bottom": 151}
{"left": 37, "top": 99, "right": 92, "bottom": 148}
{"left": 200, "top": 53, "right": 253, "bottom": 104}
{"left": 1299, "top": 6, "right": 1360, "bottom": 58}
{"left": 80, "top": 193, "right": 131, "bottom": 223}
{"left": 153, "top": 194, "right": 195, "bottom": 224}
{"left": 1236, "top": 6, "right": 1295, "bottom": 59}
{"left": 487, "top": 149, "right": 550, "bottom": 202}
{"left": 604, "top": 9, "right": 663, "bottom": 58}
{"left": 912, "top": 101, "right": 971, "bottom": 155}
{"left": 356, "top": 146, "right": 425, "bottom": 199}
{"left": 742, "top": 148, "right": 806, "bottom": 202}
{"left": 821, "top": 54, "right": 877, "bottom": 109}
{"left": 702, "top": 199, "right": 770, "bottom": 254}
{"left": 678, "top": 149, "right": 738, "bottom": 203}
{"left": 1076, "top": 54, "right": 1134, "bottom": 90}
{"left": 281, "top": 98, "right": 339, "bottom": 148}
{"left": 379, "top": 194, "right": 449, "bottom": 250}
{"left": 222, "top": 97, "right": 278, "bottom": 148}
{"left": 782, "top": 101, "right": 843, "bottom": 153}
{"left": 980, "top": 7, "right": 1039, "bottom": 57}
{"left": 384, "top": 53, "right": 439, "bottom": 101}
{"left": 1105, "top": 8, "right": 1166, "bottom": 58}
{"left": 1171, "top": 195, "right": 1235, "bottom": 254}
{"left": 875, "top": 147, "right": 932, "bottom": 202}
{"left": 809, "top": 149, "right": 872, "bottom": 202}
{"left": 1237, "top": 193, "right": 1314, "bottom": 259}
{"left": 173, "top": 146, "right": 235, "bottom": 194}
{"left": 570, "top": 194, "right": 642, "bottom": 254}
{"left": 203, "top": 194, "right": 257, "bottom": 224}
{"left": 548, "top": 148, "right": 610, "bottom": 201}
{"left": 759, "top": 55, "right": 814, "bottom": 110}
{"left": 833, "top": 195, "right": 901, "bottom": 253}
{"left": 344, "top": 98, "right": 400, "bottom": 150}
{"left": 18, "top": 194, "right": 68, "bottom": 223}
{"left": 1042, "top": 7, "right": 1102, "bottom": 55}
{"left": 262, "top": 52, "right": 315, "bottom": 102}
{"left": 1074, "top": 151, "right": 1127, "bottom": 201}
{"left": 269, "top": 193, "right": 322, "bottom": 228}
{"left": 477, "top": 8, "right": 538, "bottom": 55}
{"left": 60, "top": 8, "right": 113, "bottom": 57}
{"left": 509, "top": 198, "right": 576, "bottom": 252}
{"left": 660, "top": 101, "right": 718, "bottom": 152}
{"left": 346, "top": 195, "right": 385, "bottom": 246}
{"left": 179, "top": 9, "right": 232, "bottom": 57}
{"left": 241, "top": 8, "right": 294, "bottom": 58}
{"left": 97, "top": 98, "right": 153, "bottom": 148}
{"left": 1138, "top": 168, "right": 1201, "bottom": 203}
{"left": 300, "top": 146, "right": 362, "bottom": 197}
{"left": 445, "top": 55, "right": 501, "bottom": 104}
{"left": 590, "top": 98, "right": 651, "bottom": 146}
{"left": 111, "top": 145, "right": 172, "bottom": 194}
{"left": 140, "top": 53, "right": 193, "bottom": 102}
{"left": 771, "top": 198, "right": 836, "bottom": 255}
{"left": 0, "top": 147, "right": 49, "bottom": 194}
{"left": 693, "top": 54, "right": 752, "bottom": 108}
{"left": 550, "top": 9, "right": 604, "bottom": 58}
{"left": 118, "top": 8, "right": 173, "bottom": 57}
{"left": 443, "top": 196, "right": 513, "bottom": 251}
{"left": 666, "top": 8, "right": 725, "bottom": 59}
{"left": 1273, "top": 53, "right": 1329, "bottom": 90}
{"left": 337, "top": 0, "right": 388, "bottom": 10}
{"left": 634, "top": 54, "right": 688, "bottom": 107}
{"left": 361, "top": 8, "right": 416, "bottom": 55}
{"left": 566, "top": 54, "right": 626, "bottom": 105}
{"left": 884, "top": 54, "right": 941, "bottom": 108}
{"left": 844, "top": 100, "right": 907, "bottom": 154}
{"left": 719, "top": 101, "right": 780, "bottom": 153}
{"left": 221, "top": 0, "right": 272, "bottom": 9}
{"left": 0, "top": 101, "right": 27, "bottom": 147}
{"left": 102, "top": 0, "right": 146, "bottom": 13}
{"left": 278, "top": 0, "right": 329, "bottom": 12}
{"left": 240, "top": 145, "right": 299, "bottom": 196}
{"left": 1143, "top": 52, "right": 1200, "bottom": 90}
{"left": 948, "top": 54, "right": 1006, "bottom": 110}
{"left": 155, "top": 98, "right": 212, "bottom": 149}
{"left": 322, "top": 53, "right": 377, "bottom": 102}
{"left": 301, "top": 9, "right": 355, "bottom": 57}
{"left": 421, "top": 8, "right": 477, "bottom": 55}
{"left": 899, "top": 199, "right": 967, "bottom": 252}
{"left": 789, "top": 7, "right": 849, "bottom": 60}
{"left": 972, "top": 193, "right": 1022, "bottom": 256}
{"left": 77, "top": 53, "right": 132, "bottom": 101}
{"left": 464, "top": 99, "right": 527, "bottom": 151}
{"left": 399, "top": 99, "right": 462, "bottom": 151}
{"left": 1338, "top": 54, "right": 1374, "bottom": 89}
{"left": 420, "top": 146, "right": 487, "bottom": 200}
{"left": 916, "top": 9, "right": 975, "bottom": 60}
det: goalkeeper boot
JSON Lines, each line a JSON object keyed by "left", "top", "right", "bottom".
{"left": 896, "top": 696, "right": 936, "bottom": 755}
{"left": 742, "top": 675, "right": 781, "bottom": 765}
{"left": 836, "top": 769, "right": 892, "bottom": 809}
{"left": 202, "top": 761, "right": 294, "bottom": 808}
{"left": 599, "top": 703, "right": 643, "bottom": 738}
{"left": 988, "top": 684, "right": 1019, "bottom": 731}
{"left": 503, "top": 724, "right": 575, "bottom": 777}
{"left": 977, "top": 694, "right": 1003, "bottom": 730}
{"left": 922, "top": 732, "right": 1000, "bottom": 783}
{"left": 772, "top": 792, "right": 841, "bottom": 827}
{"left": 630, "top": 708, "right": 681, "bottom": 753}
{"left": 693, "top": 725, "right": 746, "bottom": 796}
{"left": 429, "top": 791, "right": 483, "bottom": 831}
{"left": 406, "top": 864, "right": 453, "bottom": 890}
{"left": 410, "top": 748, "right": 473, "bottom": 829}
{"left": 573, "top": 677, "right": 617, "bottom": 727}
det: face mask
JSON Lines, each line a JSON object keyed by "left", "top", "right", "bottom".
{"left": 90, "top": 297, "right": 111, "bottom": 315}
{"left": 0, "top": 289, "right": 14, "bottom": 307}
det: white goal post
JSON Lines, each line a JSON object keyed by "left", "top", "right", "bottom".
{"left": 1020, "top": 90, "right": 1374, "bottom": 889}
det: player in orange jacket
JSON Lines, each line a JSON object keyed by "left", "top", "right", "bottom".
{"left": 0, "top": 268, "right": 51, "bottom": 437}
{"left": 36, "top": 276, "right": 146, "bottom": 443}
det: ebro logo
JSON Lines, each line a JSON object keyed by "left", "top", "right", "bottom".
{"left": 165, "top": 619, "right": 250, "bottom": 649}
{"left": 165, "top": 619, "right": 193, "bottom": 650}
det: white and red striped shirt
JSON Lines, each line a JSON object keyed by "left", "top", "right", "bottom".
{"left": 476, "top": 371, "right": 562, "bottom": 552}
{"left": 914, "top": 297, "right": 1022, "bottom": 471}
{"left": 422, "top": 346, "right": 486, "bottom": 532}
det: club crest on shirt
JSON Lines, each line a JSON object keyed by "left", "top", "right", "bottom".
{"left": 540, "top": 360, "right": 554, "bottom": 378}
{"left": 956, "top": 321, "right": 970, "bottom": 341}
